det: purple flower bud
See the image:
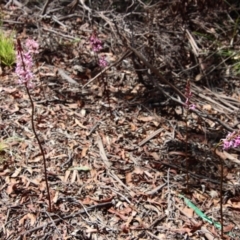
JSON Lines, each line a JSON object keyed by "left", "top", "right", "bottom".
{"left": 222, "top": 131, "right": 240, "bottom": 150}
{"left": 25, "top": 39, "right": 39, "bottom": 54}
{"left": 15, "top": 39, "right": 38, "bottom": 88}
{"left": 90, "top": 33, "right": 103, "bottom": 52}
{"left": 99, "top": 55, "right": 108, "bottom": 67}
{"left": 184, "top": 81, "right": 195, "bottom": 110}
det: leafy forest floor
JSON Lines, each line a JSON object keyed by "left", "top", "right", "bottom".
{"left": 1, "top": 1, "right": 240, "bottom": 239}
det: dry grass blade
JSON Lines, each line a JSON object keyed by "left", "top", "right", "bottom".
{"left": 96, "top": 132, "right": 111, "bottom": 168}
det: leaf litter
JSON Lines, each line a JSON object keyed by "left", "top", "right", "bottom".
{"left": 0, "top": 1, "right": 240, "bottom": 239}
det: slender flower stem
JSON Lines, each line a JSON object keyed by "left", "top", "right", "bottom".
{"left": 25, "top": 85, "right": 52, "bottom": 212}
{"left": 216, "top": 131, "right": 240, "bottom": 238}
{"left": 185, "top": 108, "right": 189, "bottom": 193}
{"left": 220, "top": 155, "right": 223, "bottom": 238}
{"left": 183, "top": 80, "right": 196, "bottom": 193}
{"left": 16, "top": 39, "right": 52, "bottom": 211}
{"left": 213, "top": 142, "right": 224, "bottom": 239}
{"left": 184, "top": 80, "right": 192, "bottom": 193}
{"left": 89, "top": 32, "right": 112, "bottom": 116}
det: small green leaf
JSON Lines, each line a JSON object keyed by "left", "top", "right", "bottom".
{"left": 179, "top": 194, "right": 221, "bottom": 229}
{"left": 0, "top": 30, "right": 16, "bottom": 66}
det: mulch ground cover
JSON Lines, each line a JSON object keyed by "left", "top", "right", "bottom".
{"left": 1, "top": 1, "right": 240, "bottom": 239}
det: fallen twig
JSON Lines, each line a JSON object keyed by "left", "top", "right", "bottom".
{"left": 58, "top": 68, "right": 80, "bottom": 85}
{"left": 41, "top": 0, "right": 53, "bottom": 15}
{"left": 96, "top": 132, "right": 112, "bottom": 168}
{"left": 20, "top": 201, "right": 113, "bottom": 237}
{"left": 138, "top": 128, "right": 164, "bottom": 147}
{"left": 82, "top": 50, "right": 131, "bottom": 88}
{"left": 127, "top": 45, "right": 187, "bottom": 100}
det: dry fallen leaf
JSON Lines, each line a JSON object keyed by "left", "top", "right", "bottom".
{"left": 202, "top": 104, "right": 212, "bottom": 111}
{"left": 52, "top": 190, "right": 59, "bottom": 203}
{"left": 11, "top": 167, "right": 22, "bottom": 178}
{"left": 150, "top": 152, "right": 160, "bottom": 161}
{"left": 130, "top": 123, "right": 137, "bottom": 131}
{"left": 64, "top": 170, "right": 71, "bottom": 182}
{"left": 19, "top": 213, "right": 36, "bottom": 226}
{"left": 181, "top": 206, "right": 194, "bottom": 218}
{"left": 74, "top": 118, "right": 87, "bottom": 129}
{"left": 138, "top": 116, "right": 154, "bottom": 122}
{"left": 81, "top": 147, "right": 89, "bottom": 157}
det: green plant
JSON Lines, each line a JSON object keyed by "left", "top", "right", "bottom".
{"left": 216, "top": 48, "right": 240, "bottom": 75}
{"left": 0, "top": 137, "right": 23, "bottom": 164}
{"left": 0, "top": 30, "right": 15, "bottom": 66}
{"left": 0, "top": 140, "right": 7, "bottom": 152}
{"left": 0, "top": 140, "right": 8, "bottom": 163}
